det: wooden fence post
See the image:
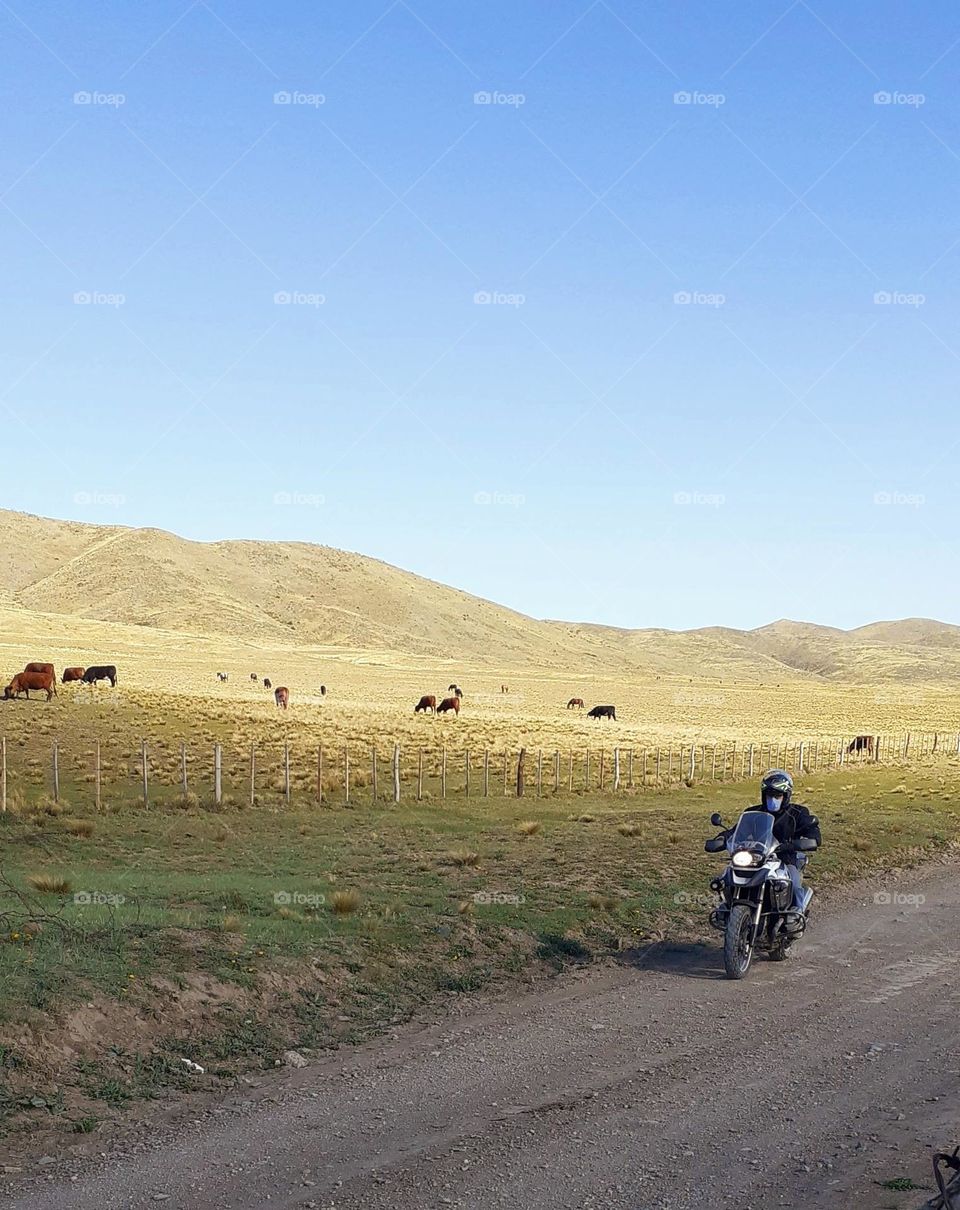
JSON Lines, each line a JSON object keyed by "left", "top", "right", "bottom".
{"left": 567, "top": 751, "right": 573, "bottom": 792}
{"left": 316, "top": 745, "right": 322, "bottom": 804}
{"left": 284, "top": 743, "right": 291, "bottom": 806}
{"left": 483, "top": 749, "right": 490, "bottom": 797}
{"left": 344, "top": 746, "right": 350, "bottom": 804}
{"left": 516, "top": 747, "right": 526, "bottom": 797}
{"left": 441, "top": 746, "right": 447, "bottom": 799}
{"left": 1, "top": 736, "right": 5, "bottom": 813}
{"left": 180, "top": 742, "right": 188, "bottom": 798}
{"left": 251, "top": 743, "right": 257, "bottom": 806}
{"left": 465, "top": 750, "right": 471, "bottom": 798}
{"left": 214, "top": 743, "right": 222, "bottom": 805}
{"left": 585, "top": 749, "right": 591, "bottom": 791}
{"left": 393, "top": 744, "right": 400, "bottom": 804}
{"left": 627, "top": 748, "right": 634, "bottom": 789}
{"left": 641, "top": 747, "right": 648, "bottom": 787}
{"left": 536, "top": 749, "right": 542, "bottom": 797}
{"left": 748, "top": 744, "right": 754, "bottom": 778}
{"left": 688, "top": 745, "right": 695, "bottom": 783}
{"left": 141, "top": 740, "right": 149, "bottom": 807}
{"left": 52, "top": 741, "right": 59, "bottom": 804}
{"left": 371, "top": 746, "right": 378, "bottom": 802}
{"left": 613, "top": 747, "right": 621, "bottom": 791}
{"left": 598, "top": 749, "right": 604, "bottom": 790}
{"left": 656, "top": 747, "right": 662, "bottom": 784}
{"left": 95, "top": 739, "right": 101, "bottom": 811}
{"left": 554, "top": 750, "right": 560, "bottom": 794}
{"left": 417, "top": 749, "right": 424, "bottom": 801}
{"left": 503, "top": 751, "right": 509, "bottom": 796}
{"left": 798, "top": 741, "right": 805, "bottom": 774}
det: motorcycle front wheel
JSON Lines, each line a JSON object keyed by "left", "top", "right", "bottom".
{"left": 723, "top": 903, "right": 755, "bottom": 979}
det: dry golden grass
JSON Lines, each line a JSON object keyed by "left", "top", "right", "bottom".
{"left": 63, "top": 818, "right": 95, "bottom": 838}
{"left": 329, "top": 890, "right": 361, "bottom": 916}
{"left": 26, "top": 873, "right": 72, "bottom": 894}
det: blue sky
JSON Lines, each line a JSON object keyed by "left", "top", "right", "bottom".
{"left": 2, "top": 1, "right": 959, "bottom": 631}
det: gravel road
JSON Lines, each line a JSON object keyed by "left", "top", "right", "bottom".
{"left": 5, "top": 862, "right": 958, "bottom": 1210}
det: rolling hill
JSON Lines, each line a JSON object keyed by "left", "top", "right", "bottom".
{"left": 1, "top": 508, "right": 958, "bottom": 683}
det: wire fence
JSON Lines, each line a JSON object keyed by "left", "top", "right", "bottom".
{"left": 0, "top": 729, "right": 953, "bottom": 811}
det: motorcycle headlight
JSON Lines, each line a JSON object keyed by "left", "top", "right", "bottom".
{"left": 731, "top": 850, "right": 758, "bottom": 869}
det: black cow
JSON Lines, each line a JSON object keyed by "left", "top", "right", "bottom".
{"left": 217, "top": 672, "right": 228, "bottom": 682}
{"left": 587, "top": 704, "right": 616, "bottom": 721}
{"left": 83, "top": 665, "right": 117, "bottom": 688}
{"left": 320, "top": 685, "right": 326, "bottom": 696}
{"left": 264, "top": 678, "right": 272, "bottom": 689}
{"left": 847, "top": 735, "right": 875, "bottom": 756}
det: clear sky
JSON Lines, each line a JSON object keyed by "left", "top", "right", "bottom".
{"left": 2, "top": 1, "right": 958, "bottom": 631}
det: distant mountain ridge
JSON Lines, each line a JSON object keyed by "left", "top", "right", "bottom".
{"left": 1, "top": 509, "right": 957, "bottom": 683}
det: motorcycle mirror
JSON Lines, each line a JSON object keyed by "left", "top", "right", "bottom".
{"left": 710, "top": 812, "right": 723, "bottom": 827}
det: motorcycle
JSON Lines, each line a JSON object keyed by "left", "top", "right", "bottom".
{"left": 704, "top": 809, "right": 818, "bottom": 979}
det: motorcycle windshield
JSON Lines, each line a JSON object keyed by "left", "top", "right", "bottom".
{"left": 730, "top": 812, "right": 775, "bottom": 851}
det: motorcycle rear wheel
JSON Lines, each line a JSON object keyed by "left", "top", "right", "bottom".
{"left": 723, "top": 904, "right": 755, "bottom": 979}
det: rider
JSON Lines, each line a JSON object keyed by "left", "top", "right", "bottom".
{"left": 747, "top": 769, "right": 821, "bottom": 911}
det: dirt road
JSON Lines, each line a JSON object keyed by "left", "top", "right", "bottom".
{"left": 6, "top": 862, "right": 959, "bottom": 1210}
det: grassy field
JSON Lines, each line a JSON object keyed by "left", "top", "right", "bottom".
{"left": 0, "top": 752, "right": 958, "bottom": 1148}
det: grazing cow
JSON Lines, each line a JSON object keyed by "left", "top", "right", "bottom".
{"left": 82, "top": 665, "right": 117, "bottom": 687}
{"left": 251, "top": 673, "right": 258, "bottom": 682}
{"left": 4, "top": 671, "right": 56, "bottom": 701}
{"left": 275, "top": 686, "right": 289, "bottom": 709}
{"left": 320, "top": 685, "right": 326, "bottom": 696}
{"left": 217, "top": 672, "right": 228, "bottom": 683}
{"left": 415, "top": 694, "right": 437, "bottom": 714}
{"left": 847, "top": 734, "right": 875, "bottom": 756}
{"left": 62, "top": 667, "right": 85, "bottom": 683}
{"left": 567, "top": 697, "right": 585, "bottom": 709}
{"left": 437, "top": 696, "right": 460, "bottom": 715}
{"left": 25, "top": 662, "right": 56, "bottom": 679}
{"left": 587, "top": 704, "right": 616, "bottom": 721}
{"left": 264, "top": 678, "right": 272, "bottom": 690}
{"left": 501, "top": 684, "right": 508, "bottom": 694}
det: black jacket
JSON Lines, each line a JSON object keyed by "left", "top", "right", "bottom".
{"left": 745, "top": 801, "right": 821, "bottom": 853}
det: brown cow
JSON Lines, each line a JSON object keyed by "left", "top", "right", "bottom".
{"left": 62, "top": 667, "right": 85, "bottom": 683}
{"left": 5, "top": 671, "right": 56, "bottom": 701}
{"left": 567, "top": 697, "right": 585, "bottom": 709}
{"left": 274, "top": 686, "right": 289, "bottom": 709}
{"left": 847, "top": 734, "right": 875, "bottom": 756}
{"left": 24, "top": 664, "right": 57, "bottom": 696}
{"left": 415, "top": 694, "right": 437, "bottom": 713}
{"left": 437, "top": 696, "right": 460, "bottom": 715}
